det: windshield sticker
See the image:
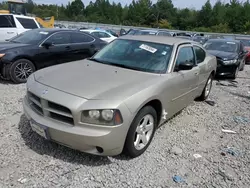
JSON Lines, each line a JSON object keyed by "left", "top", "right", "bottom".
{"left": 139, "top": 44, "right": 157, "bottom": 53}
{"left": 227, "top": 42, "right": 236, "bottom": 44}
{"left": 39, "top": 31, "right": 49, "bottom": 35}
{"left": 162, "top": 51, "right": 167, "bottom": 55}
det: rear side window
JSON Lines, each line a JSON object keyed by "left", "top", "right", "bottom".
{"left": 0, "top": 15, "right": 16, "bottom": 28}
{"left": 45, "top": 32, "right": 71, "bottom": 45}
{"left": 71, "top": 33, "right": 95, "bottom": 43}
{"left": 98, "top": 32, "right": 111, "bottom": 38}
{"left": 16, "top": 18, "right": 38, "bottom": 29}
{"left": 194, "top": 46, "right": 206, "bottom": 64}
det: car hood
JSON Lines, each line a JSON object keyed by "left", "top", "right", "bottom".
{"left": 0, "top": 42, "right": 30, "bottom": 51}
{"left": 207, "top": 50, "right": 237, "bottom": 60}
{"left": 34, "top": 59, "right": 161, "bottom": 100}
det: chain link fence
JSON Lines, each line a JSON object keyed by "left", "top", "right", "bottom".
{"left": 54, "top": 20, "right": 250, "bottom": 39}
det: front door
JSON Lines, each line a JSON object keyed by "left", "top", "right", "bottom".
{"left": 169, "top": 45, "right": 200, "bottom": 114}
{"left": 35, "top": 32, "right": 72, "bottom": 68}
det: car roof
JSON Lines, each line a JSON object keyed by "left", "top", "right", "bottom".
{"left": 0, "top": 14, "right": 36, "bottom": 19}
{"left": 139, "top": 29, "right": 158, "bottom": 32}
{"left": 81, "top": 29, "right": 108, "bottom": 33}
{"left": 207, "top": 39, "right": 240, "bottom": 43}
{"left": 119, "top": 35, "right": 194, "bottom": 45}
{"left": 33, "top": 28, "right": 82, "bottom": 34}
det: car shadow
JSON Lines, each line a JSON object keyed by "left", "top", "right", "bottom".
{"left": 18, "top": 114, "right": 114, "bottom": 166}
{"left": 0, "top": 79, "right": 11, "bottom": 85}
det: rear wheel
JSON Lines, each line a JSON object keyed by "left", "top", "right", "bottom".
{"left": 9, "top": 59, "right": 35, "bottom": 84}
{"left": 198, "top": 74, "right": 213, "bottom": 101}
{"left": 124, "top": 106, "right": 157, "bottom": 158}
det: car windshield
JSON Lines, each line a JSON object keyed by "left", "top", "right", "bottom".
{"left": 204, "top": 41, "right": 238, "bottom": 53}
{"left": 239, "top": 39, "right": 250, "bottom": 47}
{"left": 91, "top": 39, "right": 173, "bottom": 73}
{"left": 9, "top": 29, "right": 50, "bottom": 44}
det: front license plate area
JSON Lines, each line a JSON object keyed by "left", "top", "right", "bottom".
{"left": 30, "top": 119, "right": 50, "bottom": 140}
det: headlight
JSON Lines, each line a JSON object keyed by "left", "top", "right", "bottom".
{"left": 0, "top": 53, "right": 5, "bottom": 58}
{"left": 81, "top": 109, "right": 123, "bottom": 126}
{"left": 223, "top": 59, "right": 237, "bottom": 65}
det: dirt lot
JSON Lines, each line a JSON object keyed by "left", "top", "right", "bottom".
{"left": 0, "top": 66, "right": 250, "bottom": 188}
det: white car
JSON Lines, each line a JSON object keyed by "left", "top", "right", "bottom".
{"left": 80, "top": 29, "right": 117, "bottom": 43}
{"left": 0, "top": 14, "right": 40, "bottom": 42}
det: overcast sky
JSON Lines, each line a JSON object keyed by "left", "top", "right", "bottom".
{"left": 0, "top": 0, "right": 243, "bottom": 9}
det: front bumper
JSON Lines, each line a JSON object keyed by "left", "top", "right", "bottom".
{"left": 216, "top": 61, "right": 238, "bottom": 76}
{"left": 22, "top": 83, "right": 132, "bottom": 156}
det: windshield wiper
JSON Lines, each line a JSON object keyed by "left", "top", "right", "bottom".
{"left": 88, "top": 58, "right": 105, "bottom": 63}
{"left": 107, "top": 63, "right": 142, "bottom": 71}
{"left": 89, "top": 58, "right": 143, "bottom": 71}
{"left": 10, "top": 40, "right": 20, "bottom": 43}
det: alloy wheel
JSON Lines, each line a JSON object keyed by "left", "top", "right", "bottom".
{"left": 205, "top": 77, "right": 212, "bottom": 97}
{"left": 134, "top": 114, "right": 154, "bottom": 150}
{"left": 14, "top": 62, "right": 33, "bottom": 81}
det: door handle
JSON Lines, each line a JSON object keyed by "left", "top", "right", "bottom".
{"left": 195, "top": 72, "right": 199, "bottom": 75}
{"left": 7, "top": 32, "right": 14, "bottom": 34}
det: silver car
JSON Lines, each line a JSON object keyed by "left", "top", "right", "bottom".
{"left": 23, "top": 36, "right": 217, "bottom": 158}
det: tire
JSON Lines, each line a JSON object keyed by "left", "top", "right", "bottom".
{"left": 240, "top": 60, "right": 245, "bottom": 71}
{"left": 124, "top": 106, "right": 157, "bottom": 158}
{"left": 9, "top": 59, "right": 36, "bottom": 84}
{"left": 198, "top": 74, "right": 213, "bottom": 101}
{"left": 231, "top": 66, "right": 239, "bottom": 80}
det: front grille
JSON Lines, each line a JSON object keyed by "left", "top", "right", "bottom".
{"left": 27, "top": 91, "right": 74, "bottom": 125}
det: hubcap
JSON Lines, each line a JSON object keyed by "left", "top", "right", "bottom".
{"left": 134, "top": 114, "right": 154, "bottom": 151}
{"left": 205, "top": 77, "right": 212, "bottom": 97}
{"left": 14, "top": 62, "right": 33, "bottom": 81}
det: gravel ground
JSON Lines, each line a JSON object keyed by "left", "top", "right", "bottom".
{"left": 0, "top": 66, "right": 250, "bottom": 188}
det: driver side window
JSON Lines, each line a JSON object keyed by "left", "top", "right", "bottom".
{"left": 175, "top": 47, "right": 195, "bottom": 70}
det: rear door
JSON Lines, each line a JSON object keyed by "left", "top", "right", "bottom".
{"left": 36, "top": 32, "right": 72, "bottom": 68}
{"left": 70, "top": 32, "right": 96, "bottom": 61}
{"left": 0, "top": 15, "right": 17, "bottom": 42}
{"left": 193, "top": 45, "right": 208, "bottom": 93}
{"left": 170, "top": 45, "right": 200, "bottom": 113}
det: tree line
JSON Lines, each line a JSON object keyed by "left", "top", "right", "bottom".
{"left": 1, "top": 0, "right": 250, "bottom": 34}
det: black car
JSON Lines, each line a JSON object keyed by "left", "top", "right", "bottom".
{"left": 204, "top": 39, "right": 247, "bottom": 79}
{"left": 0, "top": 28, "right": 107, "bottom": 83}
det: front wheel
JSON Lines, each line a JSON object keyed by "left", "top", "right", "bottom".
{"left": 124, "top": 106, "right": 157, "bottom": 158}
{"left": 232, "top": 66, "right": 239, "bottom": 80}
{"left": 9, "top": 59, "right": 36, "bottom": 84}
{"left": 198, "top": 74, "right": 213, "bottom": 101}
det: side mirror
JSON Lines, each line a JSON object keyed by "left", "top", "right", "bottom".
{"left": 42, "top": 42, "right": 53, "bottom": 48}
{"left": 178, "top": 61, "right": 194, "bottom": 71}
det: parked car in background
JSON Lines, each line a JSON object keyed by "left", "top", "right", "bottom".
{"left": 127, "top": 29, "right": 172, "bottom": 37}
{"left": 193, "top": 36, "right": 208, "bottom": 44}
{"left": 176, "top": 32, "right": 192, "bottom": 37}
{"left": 0, "top": 14, "right": 40, "bottom": 42}
{"left": 81, "top": 29, "right": 117, "bottom": 43}
{"left": 23, "top": 36, "right": 216, "bottom": 158}
{"left": 0, "top": 28, "right": 107, "bottom": 83}
{"left": 204, "top": 39, "right": 247, "bottom": 79}
{"left": 105, "top": 29, "right": 119, "bottom": 37}
{"left": 54, "top": 23, "right": 66, "bottom": 28}
{"left": 236, "top": 37, "right": 250, "bottom": 64}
